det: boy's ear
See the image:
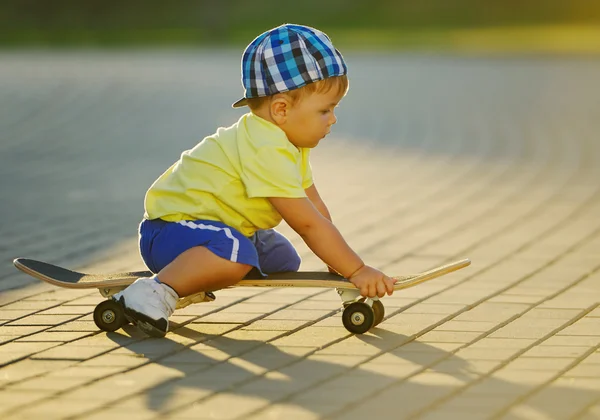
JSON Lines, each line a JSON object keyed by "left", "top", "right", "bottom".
{"left": 270, "top": 96, "right": 289, "bottom": 124}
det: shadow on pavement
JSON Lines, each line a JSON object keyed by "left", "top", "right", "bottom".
{"left": 105, "top": 325, "right": 598, "bottom": 419}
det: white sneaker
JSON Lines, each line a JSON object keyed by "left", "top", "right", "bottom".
{"left": 112, "top": 277, "right": 178, "bottom": 337}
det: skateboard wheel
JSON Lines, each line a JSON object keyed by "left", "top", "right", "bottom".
{"left": 342, "top": 302, "right": 375, "bottom": 334}
{"left": 372, "top": 300, "right": 385, "bottom": 326}
{"left": 93, "top": 300, "right": 126, "bottom": 332}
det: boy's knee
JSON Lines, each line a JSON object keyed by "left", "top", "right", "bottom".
{"left": 286, "top": 251, "right": 301, "bottom": 272}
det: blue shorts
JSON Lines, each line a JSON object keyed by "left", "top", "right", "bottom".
{"left": 138, "top": 219, "right": 301, "bottom": 276}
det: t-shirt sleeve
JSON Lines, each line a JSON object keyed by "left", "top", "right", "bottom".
{"left": 241, "top": 146, "right": 307, "bottom": 198}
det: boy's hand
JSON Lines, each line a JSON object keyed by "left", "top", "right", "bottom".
{"left": 349, "top": 265, "right": 395, "bottom": 298}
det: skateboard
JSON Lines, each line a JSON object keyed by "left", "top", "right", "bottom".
{"left": 13, "top": 257, "right": 471, "bottom": 334}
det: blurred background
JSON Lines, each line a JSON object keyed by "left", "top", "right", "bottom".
{"left": 2, "top": 1, "right": 600, "bottom": 291}
{"left": 2, "top": 0, "right": 600, "bottom": 53}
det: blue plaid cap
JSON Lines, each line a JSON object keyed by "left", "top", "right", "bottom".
{"left": 232, "top": 24, "right": 347, "bottom": 108}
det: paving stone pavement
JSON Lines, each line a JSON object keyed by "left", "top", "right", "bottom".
{"left": 1, "top": 51, "right": 599, "bottom": 419}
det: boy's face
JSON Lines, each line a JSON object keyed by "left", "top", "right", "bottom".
{"left": 281, "top": 89, "right": 343, "bottom": 148}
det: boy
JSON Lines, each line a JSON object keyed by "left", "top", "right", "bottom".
{"left": 114, "top": 24, "right": 396, "bottom": 337}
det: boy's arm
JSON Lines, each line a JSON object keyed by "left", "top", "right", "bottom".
{"left": 268, "top": 196, "right": 362, "bottom": 278}
{"left": 305, "top": 184, "right": 338, "bottom": 273}
{"left": 305, "top": 184, "right": 331, "bottom": 222}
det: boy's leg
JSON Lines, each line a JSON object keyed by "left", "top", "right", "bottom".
{"left": 114, "top": 219, "right": 256, "bottom": 337}
{"left": 158, "top": 246, "right": 251, "bottom": 297}
{"left": 251, "top": 229, "right": 301, "bottom": 273}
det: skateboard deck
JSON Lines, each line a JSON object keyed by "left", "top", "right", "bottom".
{"left": 14, "top": 257, "right": 471, "bottom": 292}
{"left": 13, "top": 257, "right": 471, "bottom": 335}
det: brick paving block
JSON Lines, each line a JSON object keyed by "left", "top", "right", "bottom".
{"left": 583, "top": 351, "right": 600, "bottom": 363}
{"left": 79, "top": 407, "right": 159, "bottom": 420}
{"left": 7, "top": 374, "right": 92, "bottom": 392}
{"left": 7, "top": 313, "right": 83, "bottom": 326}
{"left": 0, "top": 359, "right": 75, "bottom": 385}
{"left": 579, "top": 403, "right": 600, "bottom": 420}
{"left": 173, "top": 393, "right": 269, "bottom": 419}
{"left": 73, "top": 332, "right": 141, "bottom": 347}
{"left": 289, "top": 386, "right": 368, "bottom": 412}
{"left": 47, "top": 321, "right": 100, "bottom": 332}
{"left": 557, "top": 317, "right": 600, "bottom": 336}
{"left": 462, "top": 377, "right": 534, "bottom": 397}
{"left": 0, "top": 309, "right": 37, "bottom": 320}
{"left": 189, "top": 339, "right": 260, "bottom": 358}
{"left": 402, "top": 303, "right": 467, "bottom": 315}
{"left": 507, "top": 380, "right": 600, "bottom": 420}
{"left": 504, "top": 357, "right": 576, "bottom": 371}
{"left": 232, "top": 372, "right": 309, "bottom": 401}
{"left": 172, "top": 304, "right": 217, "bottom": 316}
{"left": 0, "top": 390, "right": 54, "bottom": 417}
{"left": 489, "top": 324, "right": 563, "bottom": 340}
{"left": 196, "top": 312, "right": 264, "bottom": 324}
{"left": 46, "top": 365, "right": 127, "bottom": 379}
{"left": 564, "top": 363, "right": 600, "bottom": 378}
{"left": 418, "top": 407, "right": 499, "bottom": 420}
{"left": 431, "top": 359, "right": 501, "bottom": 376}
{"left": 540, "top": 335, "right": 600, "bottom": 347}
{"left": 115, "top": 386, "right": 214, "bottom": 412}
{"left": 263, "top": 309, "right": 334, "bottom": 321}
{"left": 245, "top": 403, "right": 327, "bottom": 420}
{"left": 418, "top": 330, "right": 482, "bottom": 343}
{"left": 307, "top": 354, "right": 370, "bottom": 368}
{"left": 310, "top": 315, "right": 345, "bottom": 328}
{"left": 382, "top": 349, "right": 449, "bottom": 366}
{"left": 173, "top": 363, "right": 258, "bottom": 392}
{"left": 354, "top": 358, "right": 424, "bottom": 378}
{"left": 76, "top": 353, "right": 150, "bottom": 368}
{"left": 333, "top": 383, "right": 453, "bottom": 420}
{"left": 227, "top": 345, "right": 314, "bottom": 371}
{"left": 488, "top": 294, "right": 545, "bottom": 304}
{"left": 117, "top": 338, "right": 191, "bottom": 357}
{"left": 270, "top": 327, "right": 347, "bottom": 347}
{"left": 523, "top": 345, "right": 592, "bottom": 358}
{"left": 153, "top": 348, "right": 223, "bottom": 366}
{"left": 176, "top": 322, "right": 240, "bottom": 337}
{"left": 0, "top": 341, "right": 59, "bottom": 355}
{"left": 407, "top": 370, "right": 469, "bottom": 387}
{"left": 290, "top": 300, "right": 345, "bottom": 310}
{"left": 241, "top": 319, "right": 307, "bottom": 331}
{"left": 434, "top": 320, "right": 498, "bottom": 332}
{"left": 0, "top": 325, "right": 50, "bottom": 337}
{"left": 9, "top": 398, "right": 108, "bottom": 420}
{"left": 1, "top": 301, "right": 62, "bottom": 311}
{"left": 452, "top": 303, "right": 530, "bottom": 322}
{"left": 384, "top": 313, "right": 449, "bottom": 326}
{"left": 525, "top": 308, "right": 584, "bottom": 319}
{"left": 61, "top": 295, "right": 104, "bottom": 306}
{"left": 15, "top": 330, "right": 94, "bottom": 342}
{"left": 31, "top": 344, "right": 115, "bottom": 360}
{"left": 587, "top": 307, "right": 600, "bottom": 317}
{"left": 37, "top": 305, "right": 93, "bottom": 315}
{"left": 454, "top": 347, "right": 522, "bottom": 361}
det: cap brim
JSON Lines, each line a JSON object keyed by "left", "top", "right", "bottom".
{"left": 232, "top": 98, "right": 248, "bottom": 108}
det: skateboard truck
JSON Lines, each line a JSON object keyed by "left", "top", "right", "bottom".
{"left": 336, "top": 288, "right": 385, "bottom": 334}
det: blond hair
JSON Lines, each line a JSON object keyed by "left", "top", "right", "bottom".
{"left": 247, "top": 75, "right": 349, "bottom": 111}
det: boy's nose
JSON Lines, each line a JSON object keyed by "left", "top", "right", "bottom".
{"left": 329, "top": 112, "right": 337, "bottom": 125}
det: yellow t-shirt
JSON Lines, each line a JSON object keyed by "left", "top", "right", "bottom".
{"left": 144, "top": 113, "right": 313, "bottom": 237}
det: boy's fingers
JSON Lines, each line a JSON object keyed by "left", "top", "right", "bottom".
{"left": 376, "top": 281, "right": 386, "bottom": 298}
{"left": 368, "top": 284, "right": 377, "bottom": 298}
{"left": 384, "top": 276, "right": 395, "bottom": 295}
